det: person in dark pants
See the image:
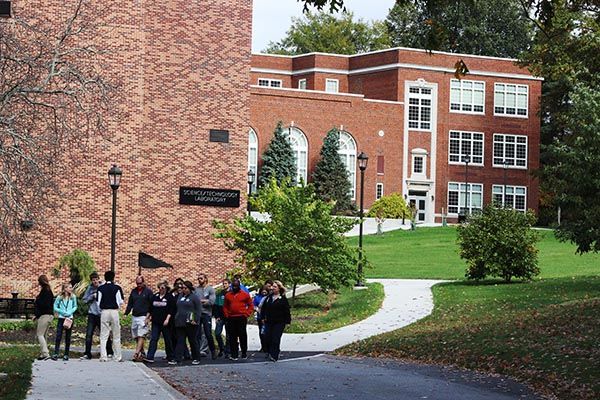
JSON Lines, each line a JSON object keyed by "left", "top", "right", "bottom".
{"left": 145, "top": 281, "right": 175, "bottom": 363}
{"left": 194, "top": 273, "right": 217, "bottom": 360}
{"left": 52, "top": 283, "right": 78, "bottom": 361}
{"left": 80, "top": 272, "right": 113, "bottom": 360}
{"left": 254, "top": 282, "right": 271, "bottom": 353}
{"left": 223, "top": 279, "right": 254, "bottom": 360}
{"left": 169, "top": 281, "right": 202, "bottom": 365}
{"left": 262, "top": 280, "right": 291, "bottom": 362}
{"left": 169, "top": 278, "right": 190, "bottom": 360}
{"left": 213, "top": 278, "right": 230, "bottom": 358}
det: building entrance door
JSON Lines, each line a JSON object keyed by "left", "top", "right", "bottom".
{"left": 408, "top": 191, "right": 427, "bottom": 223}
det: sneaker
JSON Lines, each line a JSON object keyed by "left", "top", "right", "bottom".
{"left": 51, "top": 354, "right": 58, "bottom": 361}
{"left": 199, "top": 351, "right": 208, "bottom": 357}
{"left": 167, "top": 360, "right": 178, "bottom": 365}
{"left": 107, "top": 354, "right": 114, "bottom": 359}
{"left": 143, "top": 358, "right": 154, "bottom": 363}
{"left": 241, "top": 354, "right": 248, "bottom": 360}
{"left": 63, "top": 355, "right": 69, "bottom": 361}
{"left": 217, "top": 351, "right": 224, "bottom": 358}
{"left": 79, "top": 355, "right": 92, "bottom": 360}
{"left": 191, "top": 359, "right": 201, "bottom": 365}
{"left": 99, "top": 358, "right": 108, "bottom": 362}
{"left": 37, "top": 355, "right": 49, "bottom": 361}
{"left": 228, "top": 355, "right": 239, "bottom": 361}
{"left": 211, "top": 351, "right": 218, "bottom": 360}
{"left": 268, "top": 355, "right": 277, "bottom": 362}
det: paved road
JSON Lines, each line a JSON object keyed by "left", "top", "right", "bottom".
{"left": 153, "top": 353, "right": 542, "bottom": 400}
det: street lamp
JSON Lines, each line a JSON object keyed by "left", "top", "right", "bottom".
{"left": 247, "top": 169, "right": 255, "bottom": 216}
{"left": 356, "top": 151, "right": 368, "bottom": 287}
{"left": 108, "top": 164, "right": 122, "bottom": 273}
{"left": 503, "top": 160, "right": 509, "bottom": 208}
{"left": 463, "top": 155, "right": 470, "bottom": 219}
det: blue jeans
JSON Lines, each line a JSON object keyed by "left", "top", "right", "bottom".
{"left": 147, "top": 321, "right": 173, "bottom": 361}
{"left": 215, "top": 317, "right": 229, "bottom": 355}
{"left": 195, "top": 314, "right": 215, "bottom": 354}
{"left": 84, "top": 314, "right": 113, "bottom": 357}
{"left": 54, "top": 318, "right": 72, "bottom": 356}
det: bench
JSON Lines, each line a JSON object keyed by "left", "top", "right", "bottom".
{"left": 0, "top": 298, "right": 36, "bottom": 319}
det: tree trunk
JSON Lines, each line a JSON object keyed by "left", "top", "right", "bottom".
{"left": 291, "top": 282, "right": 297, "bottom": 305}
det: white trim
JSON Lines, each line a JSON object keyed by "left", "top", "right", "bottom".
{"left": 492, "top": 184, "right": 527, "bottom": 211}
{"left": 364, "top": 98, "right": 404, "bottom": 105}
{"left": 447, "top": 181, "right": 484, "bottom": 215}
{"left": 250, "top": 85, "right": 365, "bottom": 99}
{"left": 298, "top": 78, "right": 307, "bottom": 90}
{"left": 448, "top": 130, "right": 485, "bottom": 166}
{"left": 449, "top": 78, "right": 485, "bottom": 115}
{"left": 376, "top": 183, "right": 384, "bottom": 200}
{"left": 492, "top": 133, "right": 528, "bottom": 169}
{"left": 251, "top": 64, "right": 542, "bottom": 82}
{"left": 493, "top": 82, "right": 529, "bottom": 118}
{"left": 325, "top": 78, "right": 339, "bottom": 93}
{"left": 257, "top": 77, "right": 282, "bottom": 88}
{"left": 252, "top": 46, "right": 522, "bottom": 62}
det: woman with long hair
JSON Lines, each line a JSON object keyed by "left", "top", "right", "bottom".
{"left": 262, "top": 280, "right": 291, "bottom": 362}
{"left": 52, "top": 283, "right": 77, "bottom": 361}
{"left": 33, "top": 275, "right": 54, "bottom": 360}
{"left": 170, "top": 281, "right": 202, "bottom": 365}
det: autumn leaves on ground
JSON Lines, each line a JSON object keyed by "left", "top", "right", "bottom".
{"left": 341, "top": 227, "right": 600, "bottom": 400}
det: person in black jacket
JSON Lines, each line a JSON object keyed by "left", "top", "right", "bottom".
{"left": 262, "top": 280, "right": 291, "bottom": 362}
{"left": 33, "top": 275, "right": 54, "bottom": 360}
{"left": 145, "top": 281, "right": 176, "bottom": 363}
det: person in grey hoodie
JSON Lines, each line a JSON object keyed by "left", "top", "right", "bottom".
{"left": 169, "top": 281, "right": 202, "bottom": 365}
{"left": 80, "top": 272, "right": 113, "bottom": 360}
{"left": 194, "top": 273, "right": 217, "bottom": 360}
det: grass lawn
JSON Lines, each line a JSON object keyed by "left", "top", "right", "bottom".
{"left": 348, "top": 226, "right": 600, "bottom": 279}
{"left": 288, "top": 282, "right": 384, "bottom": 333}
{"left": 341, "top": 226, "right": 600, "bottom": 400}
{"left": 0, "top": 345, "right": 38, "bottom": 400}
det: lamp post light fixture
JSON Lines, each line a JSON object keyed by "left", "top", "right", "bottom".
{"left": 247, "top": 169, "right": 255, "bottom": 216}
{"left": 503, "top": 160, "right": 509, "bottom": 208}
{"left": 108, "top": 164, "right": 122, "bottom": 273}
{"left": 463, "top": 155, "right": 470, "bottom": 219}
{"left": 356, "top": 151, "right": 369, "bottom": 287}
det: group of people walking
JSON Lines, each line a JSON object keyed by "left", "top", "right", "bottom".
{"left": 33, "top": 270, "right": 292, "bottom": 364}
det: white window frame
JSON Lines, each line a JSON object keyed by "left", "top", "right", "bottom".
{"left": 411, "top": 149, "right": 428, "bottom": 178}
{"left": 376, "top": 183, "right": 384, "bottom": 200}
{"left": 449, "top": 79, "right": 485, "bottom": 115}
{"left": 493, "top": 134, "right": 527, "bottom": 169}
{"left": 325, "top": 78, "right": 339, "bottom": 93}
{"left": 492, "top": 185, "right": 527, "bottom": 212}
{"left": 338, "top": 131, "right": 357, "bottom": 200}
{"left": 447, "top": 182, "right": 483, "bottom": 215}
{"left": 287, "top": 127, "right": 308, "bottom": 185}
{"left": 408, "top": 86, "right": 433, "bottom": 131}
{"left": 258, "top": 78, "right": 282, "bottom": 88}
{"left": 248, "top": 128, "right": 259, "bottom": 193}
{"left": 298, "top": 79, "right": 307, "bottom": 90}
{"left": 448, "top": 130, "right": 484, "bottom": 166}
{"left": 494, "top": 83, "right": 528, "bottom": 118}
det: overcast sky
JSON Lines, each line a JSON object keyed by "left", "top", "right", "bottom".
{"left": 252, "top": 0, "right": 396, "bottom": 53}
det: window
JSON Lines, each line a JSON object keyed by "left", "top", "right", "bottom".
{"left": 448, "top": 131, "right": 484, "bottom": 165}
{"left": 492, "top": 185, "right": 527, "bottom": 212}
{"left": 287, "top": 127, "right": 308, "bottom": 185}
{"left": 447, "top": 182, "right": 483, "bottom": 214}
{"left": 408, "top": 86, "right": 432, "bottom": 130}
{"left": 450, "top": 79, "right": 485, "bottom": 114}
{"left": 258, "top": 78, "right": 282, "bottom": 88}
{"left": 325, "top": 79, "right": 339, "bottom": 93}
{"left": 298, "top": 79, "right": 307, "bottom": 90}
{"left": 248, "top": 129, "right": 258, "bottom": 193}
{"left": 493, "top": 134, "right": 527, "bottom": 168}
{"left": 376, "top": 183, "right": 384, "bottom": 200}
{"left": 413, "top": 156, "right": 424, "bottom": 174}
{"left": 338, "top": 131, "right": 357, "bottom": 199}
{"left": 377, "top": 156, "right": 384, "bottom": 175}
{"left": 494, "top": 83, "right": 528, "bottom": 117}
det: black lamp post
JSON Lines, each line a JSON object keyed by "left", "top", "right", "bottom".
{"left": 247, "top": 169, "right": 255, "bottom": 216}
{"left": 463, "top": 155, "right": 470, "bottom": 217}
{"left": 108, "top": 164, "right": 122, "bottom": 273}
{"left": 503, "top": 160, "right": 509, "bottom": 207}
{"left": 356, "top": 151, "right": 368, "bottom": 287}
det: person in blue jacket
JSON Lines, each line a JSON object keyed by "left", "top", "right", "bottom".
{"left": 52, "top": 283, "right": 78, "bottom": 361}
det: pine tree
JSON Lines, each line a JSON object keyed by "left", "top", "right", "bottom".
{"left": 259, "top": 121, "right": 297, "bottom": 188}
{"left": 312, "top": 127, "right": 353, "bottom": 214}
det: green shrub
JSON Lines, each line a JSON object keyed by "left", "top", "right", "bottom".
{"left": 53, "top": 249, "right": 96, "bottom": 294}
{"left": 457, "top": 205, "right": 540, "bottom": 282}
{"left": 367, "top": 193, "right": 409, "bottom": 234}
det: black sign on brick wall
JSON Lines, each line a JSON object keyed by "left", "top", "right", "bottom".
{"left": 0, "top": 1, "right": 11, "bottom": 17}
{"left": 209, "top": 129, "right": 229, "bottom": 143}
{"left": 179, "top": 187, "right": 240, "bottom": 208}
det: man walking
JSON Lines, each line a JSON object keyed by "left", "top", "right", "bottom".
{"left": 80, "top": 272, "right": 113, "bottom": 360}
{"left": 223, "top": 279, "right": 253, "bottom": 360}
{"left": 194, "top": 273, "right": 217, "bottom": 360}
{"left": 124, "top": 275, "right": 153, "bottom": 361}
{"left": 97, "top": 270, "right": 124, "bottom": 362}
{"left": 213, "top": 278, "right": 230, "bottom": 358}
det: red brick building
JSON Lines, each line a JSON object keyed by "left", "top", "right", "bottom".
{"left": 249, "top": 48, "right": 541, "bottom": 224}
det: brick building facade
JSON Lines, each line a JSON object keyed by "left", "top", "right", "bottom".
{"left": 1, "top": 0, "right": 252, "bottom": 296}
{"left": 249, "top": 49, "right": 541, "bottom": 224}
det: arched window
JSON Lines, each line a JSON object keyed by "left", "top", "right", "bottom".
{"left": 287, "top": 127, "right": 308, "bottom": 185}
{"left": 338, "top": 131, "right": 357, "bottom": 199}
{"left": 248, "top": 128, "right": 258, "bottom": 192}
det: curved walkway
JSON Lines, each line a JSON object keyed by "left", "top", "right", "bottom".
{"left": 247, "top": 278, "right": 444, "bottom": 352}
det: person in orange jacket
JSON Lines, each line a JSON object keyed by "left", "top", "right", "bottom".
{"left": 223, "top": 278, "right": 254, "bottom": 360}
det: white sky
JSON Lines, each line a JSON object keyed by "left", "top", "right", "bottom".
{"left": 252, "top": 0, "right": 397, "bottom": 53}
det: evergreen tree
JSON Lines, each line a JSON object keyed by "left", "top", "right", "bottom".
{"left": 312, "top": 128, "right": 353, "bottom": 214}
{"left": 259, "top": 122, "right": 297, "bottom": 188}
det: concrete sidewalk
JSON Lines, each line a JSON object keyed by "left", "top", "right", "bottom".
{"left": 27, "top": 279, "right": 443, "bottom": 399}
